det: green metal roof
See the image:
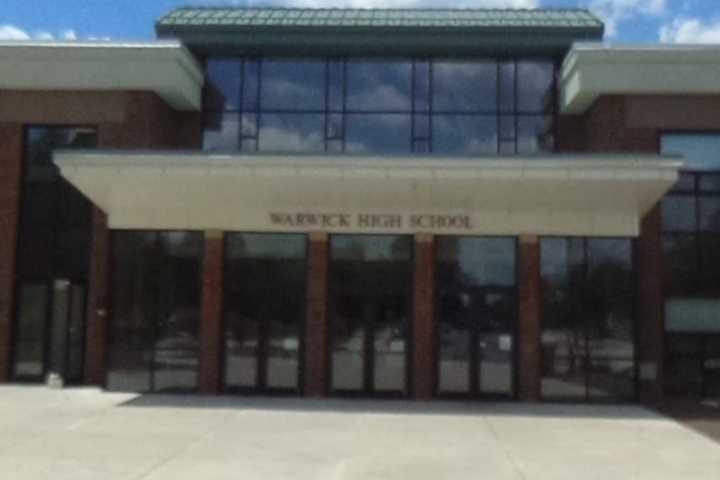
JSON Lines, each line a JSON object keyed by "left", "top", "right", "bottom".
{"left": 155, "top": 7, "right": 604, "bottom": 57}
{"left": 157, "top": 7, "right": 603, "bottom": 30}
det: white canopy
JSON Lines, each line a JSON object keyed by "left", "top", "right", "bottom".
{"left": 55, "top": 152, "right": 680, "bottom": 237}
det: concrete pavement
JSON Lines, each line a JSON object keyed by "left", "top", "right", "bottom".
{"left": 0, "top": 386, "right": 718, "bottom": 479}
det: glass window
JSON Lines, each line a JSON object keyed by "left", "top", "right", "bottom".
{"left": 541, "top": 237, "right": 636, "bottom": 401}
{"left": 432, "top": 115, "right": 497, "bottom": 155}
{"left": 517, "top": 61, "right": 554, "bottom": 113}
{"left": 436, "top": 237, "right": 517, "bottom": 397}
{"left": 107, "top": 231, "right": 203, "bottom": 393}
{"left": 432, "top": 61, "right": 496, "bottom": 112}
{"left": 329, "top": 235, "right": 412, "bottom": 394}
{"left": 346, "top": 61, "right": 412, "bottom": 112}
{"left": 345, "top": 114, "right": 411, "bottom": 154}
{"left": 205, "top": 58, "right": 241, "bottom": 111}
{"left": 203, "top": 113, "right": 240, "bottom": 152}
{"left": 517, "top": 115, "right": 554, "bottom": 154}
{"left": 260, "top": 60, "right": 326, "bottom": 111}
{"left": 662, "top": 196, "right": 697, "bottom": 232}
{"left": 224, "top": 234, "right": 306, "bottom": 392}
{"left": 661, "top": 134, "right": 720, "bottom": 171}
{"left": 258, "top": 114, "right": 325, "bottom": 153}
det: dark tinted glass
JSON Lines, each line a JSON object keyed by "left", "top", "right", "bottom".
{"left": 107, "top": 231, "right": 203, "bottom": 393}
{"left": 203, "top": 113, "right": 240, "bottom": 152}
{"left": 224, "top": 234, "right": 306, "bottom": 392}
{"left": 699, "top": 198, "right": 720, "bottom": 232}
{"left": 436, "top": 237, "right": 516, "bottom": 397}
{"left": 13, "top": 284, "right": 49, "bottom": 378}
{"left": 345, "top": 114, "right": 411, "bottom": 154}
{"left": 346, "top": 61, "right": 412, "bottom": 112}
{"left": 259, "top": 114, "right": 325, "bottom": 152}
{"left": 432, "top": 115, "right": 497, "bottom": 155}
{"left": 517, "top": 115, "right": 554, "bottom": 154}
{"left": 517, "top": 61, "right": 554, "bottom": 113}
{"left": 432, "top": 61, "right": 496, "bottom": 112}
{"left": 541, "top": 237, "right": 636, "bottom": 401}
{"left": 205, "top": 59, "right": 241, "bottom": 111}
{"left": 261, "top": 60, "right": 326, "bottom": 111}
{"left": 662, "top": 196, "right": 697, "bottom": 232}
{"left": 329, "top": 235, "right": 412, "bottom": 394}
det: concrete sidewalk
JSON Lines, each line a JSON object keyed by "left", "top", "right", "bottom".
{"left": 0, "top": 386, "right": 718, "bottom": 479}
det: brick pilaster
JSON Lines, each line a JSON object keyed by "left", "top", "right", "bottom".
{"left": 84, "top": 207, "right": 111, "bottom": 385}
{"left": 413, "top": 234, "right": 436, "bottom": 400}
{"left": 199, "top": 230, "right": 224, "bottom": 394}
{"left": 304, "top": 232, "right": 329, "bottom": 397}
{"left": 637, "top": 206, "right": 665, "bottom": 405}
{"left": 0, "top": 123, "right": 22, "bottom": 382}
{"left": 518, "top": 235, "right": 542, "bottom": 402}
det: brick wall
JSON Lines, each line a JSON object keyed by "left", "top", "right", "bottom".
{"left": 199, "top": 231, "right": 224, "bottom": 394}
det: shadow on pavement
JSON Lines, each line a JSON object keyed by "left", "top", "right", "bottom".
{"left": 118, "top": 393, "right": 662, "bottom": 420}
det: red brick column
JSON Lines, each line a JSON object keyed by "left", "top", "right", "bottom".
{"left": 518, "top": 235, "right": 542, "bottom": 402}
{"left": 413, "top": 234, "right": 436, "bottom": 400}
{"left": 637, "top": 206, "right": 665, "bottom": 405}
{"left": 304, "top": 232, "right": 329, "bottom": 397}
{"left": 0, "top": 123, "right": 22, "bottom": 381}
{"left": 84, "top": 207, "right": 111, "bottom": 385}
{"left": 199, "top": 230, "right": 224, "bottom": 394}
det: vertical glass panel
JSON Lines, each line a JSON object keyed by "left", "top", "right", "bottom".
{"left": 432, "top": 61, "right": 497, "bottom": 112}
{"left": 699, "top": 173, "right": 720, "bottom": 192}
{"left": 478, "top": 291, "right": 515, "bottom": 396}
{"left": 517, "top": 61, "right": 554, "bottom": 113}
{"left": 699, "top": 198, "right": 720, "bottom": 232}
{"left": 330, "top": 235, "right": 412, "bottom": 394}
{"left": 66, "top": 285, "right": 86, "bottom": 382}
{"left": 432, "top": 115, "right": 497, "bottom": 155}
{"left": 153, "top": 232, "right": 202, "bottom": 393}
{"left": 346, "top": 60, "right": 412, "bottom": 112}
{"left": 203, "top": 113, "right": 240, "bottom": 152}
{"left": 205, "top": 58, "right": 241, "bottom": 111}
{"left": 436, "top": 237, "right": 516, "bottom": 397}
{"left": 260, "top": 60, "right": 326, "bottom": 111}
{"left": 328, "top": 59, "right": 344, "bottom": 112}
{"left": 499, "top": 62, "right": 515, "bottom": 113}
{"left": 241, "top": 113, "right": 258, "bottom": 138}
{"left": 699, "top": 235, "right": 720, "bottom": 288}
{"left": 259, "top": 114, "right": 325, "bottom": 152}
{"left": 242, "top": 58, "right": 260, "bottom": 112}
{"left": 108, "top": 231, "right": 202, "bottom": 393}
{"left": 107, "top": 232, "right": 156, "bottom": 392}
{"left": 13, "top": 285, "right": 48, "bottom": 378}
{"left": 224, "top": 234, "right": 306, "bottom": 392}
{"left": 671, "top": 172, "right": 696, "bottom": 193}
{"left": 661, "top": 134, "right": 720, "bottom": 171}
{"left": 517, "top": 115, "right": 554, "bottom": 154}
{"left": 48, "top": 280, "right": 71, "bottom": 376}
{"left": 413, "top": 60, "right": 430, "bottom": 112}
{"left": 541, "top": 356, "right": 589, "bottom": 399}
{"left": 662, "top": 196, "right": 697, "bottom": 232}
{"left": 327, "top": 114, "right": 344, "bottom": 140}
{"left": 345, "top": 114, "right": 411, "bottom": 154}
{"left": 586, "top": 239, "right": 635, "bottom": 361}
{"left": 663, "top": 235, "right": 699, "bottom": 294}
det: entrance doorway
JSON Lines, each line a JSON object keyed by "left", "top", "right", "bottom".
{"left": 435, "top": 237, "right": 517, "bottom": 399}
{"left": 12, "top": 280, "right": 86, "bottom": 383}
{"left": 328, "top": 235, "right": 413, "bottom": 397}
{"left": 223, "top": 234, "right": 307, "bottom": 393}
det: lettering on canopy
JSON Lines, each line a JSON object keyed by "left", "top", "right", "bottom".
{"left": 269, "top": 212, "right": 472, "bottom": 231}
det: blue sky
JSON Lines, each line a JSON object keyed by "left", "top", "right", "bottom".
{"left": 0, "top": 0, "right": 719, "bottom": 44}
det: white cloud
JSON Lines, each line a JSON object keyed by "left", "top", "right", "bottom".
{"left": 61, "top": 29, "right": 77, "bottom": 41}
{"left": 0, "top": 24, "right": 31, "bottom": 40}
{"left": 34, "top": 31, "right": 54, "bottom": 40}
{"left": 590, "top": 0, "right": 667, "bottom": 37}
{"left": 660, "top": 17, "right": 720, "bottom": 43}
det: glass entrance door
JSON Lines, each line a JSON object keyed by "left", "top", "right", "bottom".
{"left": 223, "top": 234, "right": 307, "bottom": 393}
{"left": 436, "top": 237, "right": 517, "bottom": 399}
{"left": 12, "top": 280, "right": 86, "bottom": 383}
{"left": 329, "top": 235, "right": 413, "bottom": 396}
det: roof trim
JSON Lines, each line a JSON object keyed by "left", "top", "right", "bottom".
{"left": 0, "top": 40, "right": 204, "bottom": 111}
{"left": 561, "top": 43, "right": 720, "bottom": 113}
